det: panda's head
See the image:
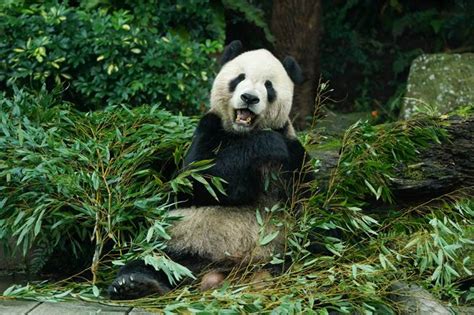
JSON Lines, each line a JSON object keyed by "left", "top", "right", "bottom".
{"left": 210, "top": 41, "right": 303, "bottom": 134}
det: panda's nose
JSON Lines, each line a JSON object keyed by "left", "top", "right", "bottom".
{"left": 241, "top": 93, "right": 259, "bottom": 105}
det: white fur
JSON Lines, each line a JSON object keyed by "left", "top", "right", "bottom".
{"left": 210, "top": 49, "right": 295, "bottom": 135}
{"left": 168, "top": 205, "right": 285, "bottom": 263}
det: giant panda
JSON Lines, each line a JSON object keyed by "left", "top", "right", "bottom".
{"left": 108, "top": 41, "right": 313, "bottom": 300}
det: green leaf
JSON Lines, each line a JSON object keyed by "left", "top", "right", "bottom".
{"left": 154, "top": 222, "right": 171, "bottom": 240}
{"left": 404, "top": 237, "right": 419, "bottom": 249}
{"left": 0, "top": 197, "right": 7, "bottom": 209}
{"left": 211, "top": 176, "right": 227, "bottom": 196}
{"left": 191, "top": 174, "right": 219, "bottom": 202}
{"left": 33, "top": 209, "right": 45, "bottom": 236}
{"left": 256, "top": 209, "right": 263, "bottom": 226}
{"left": 92, "top": 285, "right": 100, "bottom": 297}
{"left": 260, "top": 231, "right": 279, "bottom": 246}
{"left": 91, "top": 171, "right": 100, "bottom": 191}
{"left": 431, "top": 265, "right": 442, "bottom": 281}
{"left": 146, "top": 227, "right": 154, "bottom": 243}
{"left": 364, "top": 179, "right": 379, "bottom": 200}
{"left": 445, "top": 264, "right": 460, "bottom": 277}
{"left": 379, "top": 253, "right": 387, "bottom": 269}
{"left": 352, "top": 264, "right": 358, "bottom": 279}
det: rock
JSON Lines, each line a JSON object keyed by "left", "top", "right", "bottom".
{"left": 453, "top": 306, "right": 474, "bottom": 315}
{"left": 0, "top": 299, "right": 41, "bottom": 314}
{"left": 315, "top": 111, "right": 372, "bottom": 136}
{"left": 389, "top": 282, "right": 451, "bottom": 315}
{"left": 400, "top": 53, "right": 474, "bottom": 119}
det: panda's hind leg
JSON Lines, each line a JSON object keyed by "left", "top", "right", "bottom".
{"left": 108, "top": 260, "right": 171, "bottom": 300}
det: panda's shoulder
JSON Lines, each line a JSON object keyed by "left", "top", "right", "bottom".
{"left": 274, "top": 121, "right": 297, "bottom": 140}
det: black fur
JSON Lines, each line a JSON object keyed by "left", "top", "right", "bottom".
{"left": 229, "top": 73, "right": 245, "bottom": 92}
{"left": 220, "top": 40, "right": 243, "bottom": 66}
{"left": 265, "top": 80, "right": 277, "bottom": 103}
{"left": 108, "top": 253, "right": 216, "bottom": 300}
{"left": 282, "top": 56, "right": 304, "bottom": 84}
{"left": 108, "top": 260, "right": 170, "bottom": 300}
{"left": 181, "top": 113, "right": 295, "bottom": 206}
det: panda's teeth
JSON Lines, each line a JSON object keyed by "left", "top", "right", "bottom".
{"left": 235, "top": 109, "right": 255, "bottom": 125}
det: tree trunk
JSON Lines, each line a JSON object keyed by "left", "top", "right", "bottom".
{"left": 271, "top": 0, "right": 322, "bottom": 130}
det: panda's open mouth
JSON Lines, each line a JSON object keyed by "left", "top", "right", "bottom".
{"left": 234, "top": 109, "right": 257, "bottom": 126}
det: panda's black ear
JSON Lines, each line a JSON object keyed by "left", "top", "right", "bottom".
{"left": 282, "top": 56, "right": 304, "bottom": 84}
{"left": 220, "top": 40, "right": 243, "bottom": 66}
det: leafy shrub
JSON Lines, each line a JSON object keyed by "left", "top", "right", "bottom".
{"left": 0, "top": 2, "right": 222, "bottom": 113}
{"left": 0, "top": 87, "right": 202, "bottom": 279}
{"left": 80, "top": 0, "right": 226, "bottom": 43}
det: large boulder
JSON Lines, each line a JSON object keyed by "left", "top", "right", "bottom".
{"left": 400, "top": 53, "right": 474, "bottom": 119}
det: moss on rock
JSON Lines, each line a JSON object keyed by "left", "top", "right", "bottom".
{"left": 400, "top": 53, "right": 474, "bottom": 119}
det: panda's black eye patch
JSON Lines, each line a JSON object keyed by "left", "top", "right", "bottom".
{"left": 229, "top": 73, "right": 245, "bottom": 92}
{"left": 265, "top": 80, "right": 277, "bottom": 103}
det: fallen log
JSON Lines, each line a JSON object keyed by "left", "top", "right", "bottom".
{"left": 392, "top": 115, "right": 474, "bottom": 197}
{"left": 310, "top": 115, "right": 474, "bottom": 201}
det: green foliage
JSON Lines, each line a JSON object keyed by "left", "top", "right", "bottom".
{"left": 79, "top": 0, "right": 226, "bottom": 43}
{"left": 0, "top": 87, "right": 201, "bottom": 280}
{"left": 221, "top": 0, "right": 274, "bottom": 43}
{"left": 327, "top": 117, "right": 446, "bottom": 205}
{"left": 406, "top": 211, "right": 473, "bottom": 286}
{"left": 0, "top": 2, "right": 222, "bottom": 113}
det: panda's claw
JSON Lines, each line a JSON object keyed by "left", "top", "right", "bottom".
{"left": 108, "top": 272, "right": 170, "bottom": 300}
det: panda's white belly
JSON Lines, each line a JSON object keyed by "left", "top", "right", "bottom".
{"left": 167, "top": 206, "right": 285, "bottom": 263}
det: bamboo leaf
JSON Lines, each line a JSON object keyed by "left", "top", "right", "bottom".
{"left": 92, "top": 285, "right": 100, "bottom": 297}
{"left": 260, "top": 231, "right": 279, "bottom": 246}
{"left": 256, "top": 209, "right": 263, "bottom": 226}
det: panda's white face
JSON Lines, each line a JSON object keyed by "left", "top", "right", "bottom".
{"left": 210, "top": 49, "right": 294, "bottom": 133}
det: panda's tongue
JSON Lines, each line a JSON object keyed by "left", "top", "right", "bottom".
{"left": 236, "top": 109, "right": 255, "bottom": 125}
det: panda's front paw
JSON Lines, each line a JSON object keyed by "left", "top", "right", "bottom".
{"left": 108, "top": 272, "right": 170, "bottom": 300}
{"left": 196, "top": 113, "right": 223, "bottom": 133}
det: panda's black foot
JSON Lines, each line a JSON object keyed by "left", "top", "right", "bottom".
{"left": 108, "top": 272, "right": 170, "bottom": 300}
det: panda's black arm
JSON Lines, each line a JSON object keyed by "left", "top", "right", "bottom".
{"left": 207, "top": 129, "right": 290, "bottom": 205}
{"left": 274, "top": 123, "right": 314, "bottom": 184}
{"left": 285, "top": 138, "right": 315, "bottom": 183}
{"left": 181, "top": 113, "right": 290, "bottom": 206}
{"left": 179, "top": 113, "right": 230, "bottom": 206}
{"left": 183, "top": 113, "right": 224, "bottom": 166}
